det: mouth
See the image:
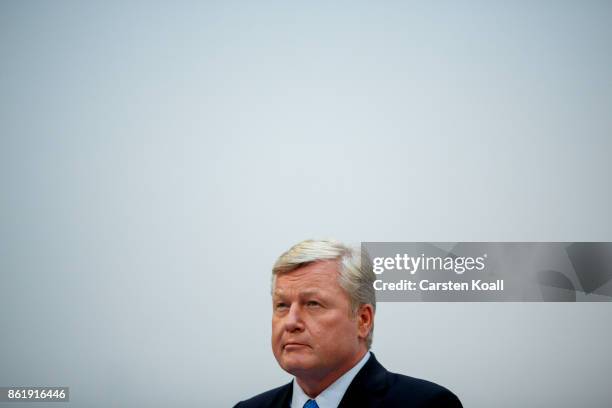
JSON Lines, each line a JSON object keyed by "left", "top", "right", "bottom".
{"left": 283, "top": 342, "right": 310, "bottom": 350}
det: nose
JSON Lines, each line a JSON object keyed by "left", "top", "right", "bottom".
{"left": 284, "top": 303, "right": 305, "bottom": 333}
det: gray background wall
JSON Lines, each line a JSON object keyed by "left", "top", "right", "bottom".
{"left": 1, "top": 1, "right": 611, "bottom": 407}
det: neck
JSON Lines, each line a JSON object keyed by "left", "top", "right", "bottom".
{"left": 296, "top": 348, "right": 368, "bottom": 398}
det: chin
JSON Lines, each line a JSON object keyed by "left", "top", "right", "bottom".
{"left": 279, "top": 354, "right": 317, "bottom": 375}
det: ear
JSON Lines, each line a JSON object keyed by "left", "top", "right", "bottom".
{"left": 356, "top": 304, "right": 374, "bottom": 340}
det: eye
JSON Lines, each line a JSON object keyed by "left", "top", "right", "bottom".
{"left": 306, "top": 300, "right": 321, "bottom": 307}
{"left": 275, "top": 302, "right": 288, "bottom": 311}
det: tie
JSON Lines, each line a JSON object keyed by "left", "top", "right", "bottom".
{"left": 303, "top": 399, "right": 319, "bottom": 408}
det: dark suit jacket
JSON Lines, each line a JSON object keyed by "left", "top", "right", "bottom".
{"left": 234, "top": 353, "right": 462, "bottom": 407}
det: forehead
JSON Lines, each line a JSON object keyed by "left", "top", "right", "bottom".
{"left": 274, "top": 260, "right": 343, "bottom": 295}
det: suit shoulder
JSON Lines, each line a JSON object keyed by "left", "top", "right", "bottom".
{"left": 387, "top": 372, "right": 462, "bottom": 407}
{"left": 233, "top": 383, "right": 291, "bottom": 408}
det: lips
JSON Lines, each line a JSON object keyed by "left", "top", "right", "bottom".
{"left": 283, "top": 342, "right": 310, "bottom": 350}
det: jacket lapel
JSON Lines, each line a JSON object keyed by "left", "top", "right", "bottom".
{"left": 338, "top": 353, "right": 388, "bottom": 408}
{"left": 272, "top": 380, "right": 293, "bottom": 408}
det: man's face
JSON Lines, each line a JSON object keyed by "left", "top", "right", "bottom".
{"left": 271, "top": 260, "right": 364, "bottom": 380}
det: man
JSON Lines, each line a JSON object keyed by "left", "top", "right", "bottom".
{"left": 235, "top": 239, "right": 462, "bottom": 408}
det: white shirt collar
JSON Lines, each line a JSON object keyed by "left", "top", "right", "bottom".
{"left": 291, "top": 351, "right": 371, "bottom": 408}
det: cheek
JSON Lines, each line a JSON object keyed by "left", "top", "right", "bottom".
{"left": 271, "top": 332, "right": 282, "bottom": 356}
{"left": 310, "top": 315, "right": 342, "bottom": 339}
{"left": 329, "top": 315, "right": 358, "bottom": 339}
{"left": 271, "top": 320, "right": 282, "bottom": 336}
